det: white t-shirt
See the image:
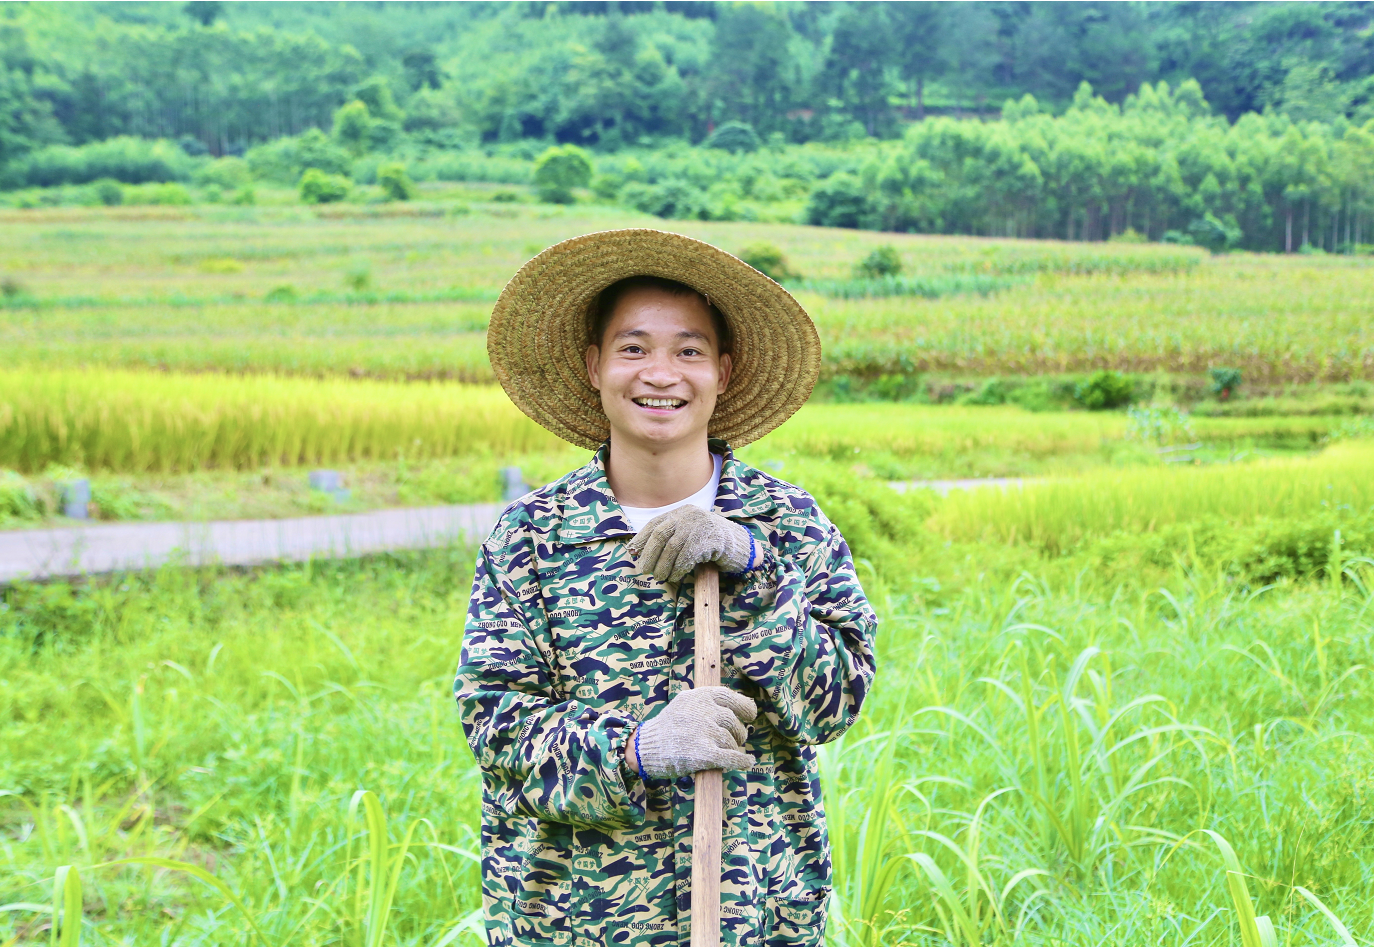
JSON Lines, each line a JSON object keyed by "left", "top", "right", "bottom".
{"left": 620, "top": 453, "right": 722, "bottom": 534}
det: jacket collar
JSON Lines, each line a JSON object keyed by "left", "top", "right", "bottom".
{"left": 555, "top": 439, "right": 778, "bottom": 546}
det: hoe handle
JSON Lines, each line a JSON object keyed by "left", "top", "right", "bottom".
{"left": 690, "top": 564, "right": 723, "bottom": 947}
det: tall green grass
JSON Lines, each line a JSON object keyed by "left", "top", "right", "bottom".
{"left": 3, "top": 531, "right": 1370, "bottom": 945}
{"left": 0, "top": 370, "right": 563, "bottom": 472}
{"left": 931, "top": 440, "right": 1374, "bottom": 554}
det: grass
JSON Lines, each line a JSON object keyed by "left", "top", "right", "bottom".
{"left": 1, "top": 207, "right": 1371, "bottom": 386}
{"left": 2, "top": 457, "right": 1371, "bottom": 945}
{"left": 931, "top": 439, "right": 1374, "bottom": 555}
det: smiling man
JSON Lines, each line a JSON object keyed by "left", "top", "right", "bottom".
{"left": 455, "top": 229, "right": 877, "bottom": 947}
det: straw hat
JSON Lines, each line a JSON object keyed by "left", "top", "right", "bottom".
{"left": 487, "top": 228, "right": 821, "bottom": 450}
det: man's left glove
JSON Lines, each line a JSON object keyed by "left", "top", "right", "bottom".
{"left": 630, "top": 504, "right": 753, "bottom": 583}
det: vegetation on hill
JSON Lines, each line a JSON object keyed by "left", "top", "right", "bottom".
{"left": 5, "top": 3, "right": 1374, "bottom": 250}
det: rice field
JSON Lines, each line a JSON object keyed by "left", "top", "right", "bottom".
{"left": 2, "top": 206, "right": 1372, "bottom": 385}
{"left": 0, "top": 369, "right": 1343, "bottom": 477}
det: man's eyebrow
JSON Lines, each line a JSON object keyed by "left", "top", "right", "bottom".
{"left": 610, "top": 328, "right": 712, "bottom": 344}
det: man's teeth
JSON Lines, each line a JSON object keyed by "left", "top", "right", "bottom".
{"left": 636, "top": 398, "right": 684, "bottom": 408}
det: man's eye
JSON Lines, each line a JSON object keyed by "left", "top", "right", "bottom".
{"left": 681, "top": 348, "right": 701, "bottom": 357}
{"left": 622, "top": 345, "right": 644, "bottom": 354}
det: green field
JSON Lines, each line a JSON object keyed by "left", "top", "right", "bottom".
{"left": 2, "top": 207, "right": 1374, "bottom": 947}
{"left": 3, "top": 205, "right": 1373, "bottom": 388}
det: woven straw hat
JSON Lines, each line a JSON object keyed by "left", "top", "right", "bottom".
{"left": 487, "top": 228, "right": 821, "bottom": 450}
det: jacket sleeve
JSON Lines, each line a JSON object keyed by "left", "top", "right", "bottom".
{"left": 454, "top": 534, "right": 645, "bottom": 831}
{"left": 720, "top": 514, "right": 877, "bottom": 746}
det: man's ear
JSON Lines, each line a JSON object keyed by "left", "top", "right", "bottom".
{"left": 585, "top": 344, "right": 601, "bottom": 391}
{"left": 717, "top": 353, "right": 733, "bottom": 395}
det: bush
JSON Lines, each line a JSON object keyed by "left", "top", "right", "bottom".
{"left": 123, "top": 182, "right": 192, "bottom": 206}
{"left": 2, "top": 137, "right": 194, "bottom": 188}
{"left": 299, "top": 168, "right": 351, "bottom": 204}
{"left": 246, "top": 128, "right": 351, "bottom": 183}
{"left": 854, "top": 244, "right": 902, "bottom": 278}
{"left": 622, "top": 179, "right": 703, "bottom": 219}
{"left": 0, "top": 470, "right": 43, "bottom": 521}
{"left": 376, "top": 162, "right": 416, "bottom": 201}
{"left": 738, "top": 242, "right": 799, "bottom": 282}
{"left": 805, "top": 172, "right": 872, "bottom": 229}
{"left": 92, "top": 178, "right": 124, "bottom": 206}
{"left": 532, "top": 145, "right": 593, "bottom": 204}
{"left": 1073, "top": 370, "right": 1135, "bottom": 410}
{"left": 194, "top": 156, "right": 251, "bottom": 189}
{"left": 1208, "top": 366, "right": 1242, "bottom": 401}
{"left": 333, "top": 100, "right": 372, "bottom": 156}
{"left": 704, "top": 121, "right": 760, "bottom": 153}
{"left": 1186, "top": 212, "right": 1241, "bottom": 252}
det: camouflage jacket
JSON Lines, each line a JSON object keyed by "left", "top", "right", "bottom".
{"left": 454, "top": 442, "right": 877, "bottom": 947}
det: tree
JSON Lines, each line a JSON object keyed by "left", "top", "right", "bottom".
{"left": 708, "top": 3, "right": 798, "bottom": 136}
{"left": 825, "top": 3, "right": 899, "bottom": 136}
{"left": 183, "top": 2, "right": 223, "bottom": 27}
{"left": 332, "top": 100, "right": 371, "bottom": 156}
{"left": 887, "top": 2, "right": 947, "bottom": 120}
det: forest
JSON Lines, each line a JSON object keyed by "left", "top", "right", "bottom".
{"left": 3, "top": 1, "right": 1374, "bottom": 250}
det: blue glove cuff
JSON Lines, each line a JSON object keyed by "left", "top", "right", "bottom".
{"left": 635, "top": 725, "right": 649, "bottom": 781}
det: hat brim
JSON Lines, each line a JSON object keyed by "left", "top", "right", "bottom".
{"left": 487, "top": 228, "right": 821, "bottom": 450}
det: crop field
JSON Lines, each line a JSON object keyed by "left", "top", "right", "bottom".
{"left": 2, "top": 205, "right": 1374, "bottom": 947}
{"left": 3, "top": 206, "right": 1373, "bottom": 386}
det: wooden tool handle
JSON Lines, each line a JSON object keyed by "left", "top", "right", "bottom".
{"left": 690, "top": 564, "right": 723, "bottom": 948}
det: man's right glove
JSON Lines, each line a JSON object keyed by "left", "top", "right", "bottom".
{"left": 634, "top": 686, "right": 758, "bottom": 779}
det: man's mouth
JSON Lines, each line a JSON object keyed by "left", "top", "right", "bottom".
{"left": 632, "top": 397, "right": 686, "bottom": 409}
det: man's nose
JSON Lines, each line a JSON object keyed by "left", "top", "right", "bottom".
{"left": 638, "top": 352, "right": 683, "bottom": 387}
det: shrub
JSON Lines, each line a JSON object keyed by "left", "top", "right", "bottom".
{"left": 1187, "top": 212, "right": 1241, "bottom": 252}
{"left": 333, "top": 100, "right": 373, "bottom": 156}
{"left": 704, "top": 121, "right": 760, "bottom": 153}
{"left": 194, "top": 156, "right": 251, "bottom": 189}
{"left": 622, "top": 179, "right": 702, "bottom": 219}
{"left": 805, "top": 172, "right": 872, "bottom": 228}
{"left": 854, "top": 244, "right": 903, "bottom": 278}
{"left": 376, "top": 161, "right": 416, "bottom": 201}
{"left": 1209, "top": 366, "right": 1242, "bottom": 401}
{"left": 92, "top": 178, "right": 124, "bottom": 206}
{"left": 1073, "top": 370, "right": 1135, "bottom": 410}
{"left": 246, "top": 128, "right": 351, "bottom": 182}
{"left": 299, "top": 168, "right": 351, "bottom": 204}
{"left": 738, "top": 242, "right": 799, "bottom": 282}
{"left": 0, "top": 470, "right": 43, "bottom": 521}
{"left": 123, "top": 182, "right": 192, "bottom": 206}
{"left": 532, "top": 145, "right": 593, "bottom": 204}
{"left": 3, "top": 137, "right": 193, "bottom": 187}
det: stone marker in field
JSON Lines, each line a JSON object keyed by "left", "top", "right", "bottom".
{"left": 308, "top": 469, "right": 350, "bottom": 502}
{"left": 60, "top": 479, "right": 90, "bottom": 519}
{"left": 500, "top": 466, "right": 529, "bottom": 501}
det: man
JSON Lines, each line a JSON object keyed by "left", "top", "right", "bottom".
{"left": 455, "top": 229, "right": 877, "bottom": 947}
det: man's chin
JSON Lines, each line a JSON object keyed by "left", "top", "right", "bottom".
{"left": 608, "top": 418, "right": 711, "bottom": 450}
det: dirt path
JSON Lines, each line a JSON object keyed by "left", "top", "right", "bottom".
{"left": 0, "top": 502, "right": 506, "bottom": 584}
{"left": 0, "top": 477, "right": 1031, "bottom": 585}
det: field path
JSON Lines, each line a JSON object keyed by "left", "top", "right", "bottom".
{"left": 0, "top": 503, "right": 505, "bottom": 584}
{"left": 0, "top": 479, "right": 1022, "bottom": 584}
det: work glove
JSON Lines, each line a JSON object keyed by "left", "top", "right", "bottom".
{"left": 634, "top": 686, "right": 758, "bottom": 779}
{"left": 630, "top": 505, "right": 753, "bottom": 584}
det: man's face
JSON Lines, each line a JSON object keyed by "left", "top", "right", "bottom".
{"left": 585, "top": 287, "right": 732, "bottom": 451}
